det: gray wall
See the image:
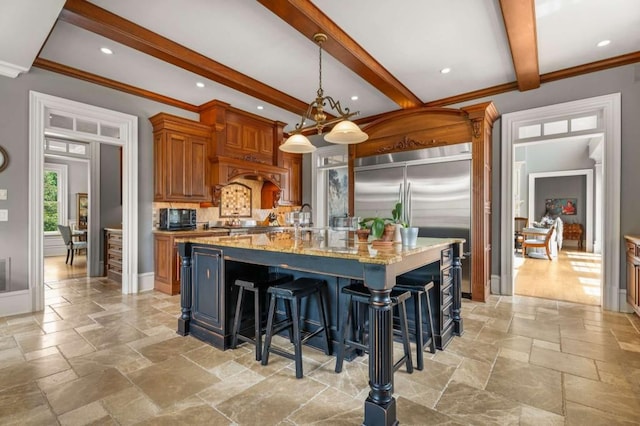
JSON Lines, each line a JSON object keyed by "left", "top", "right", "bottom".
{"left": 453, "top": 63, "right": 640, "bottom": 287}
{"left": 100, "top": 144, "right": 123, "bottom": 263}
{"left": 516, "top": 140, "right": 594, "bottom": 219}
{"left": 535, "top": 175, "right": 586, "bottom": 226}
{"left": 0, "top": 68, "right": 198, "bottom": 291}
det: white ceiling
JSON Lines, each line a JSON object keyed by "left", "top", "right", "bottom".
{"left": 1, "top": 0, "right": 639, "bottom": 132}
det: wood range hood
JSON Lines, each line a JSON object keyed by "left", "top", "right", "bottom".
{"left": 209, "top": 155, "right": 287, "bottom": 208}
{"left": 199, "top": 100, "right": 293, "bottom": 208}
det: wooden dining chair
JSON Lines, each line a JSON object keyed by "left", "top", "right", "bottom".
{"left": 522, "top": 224, "right": 555, "bottom": 261}
{"left": 57, "top": 224, "right": 87, "bottom": 265}
{"left": 514, "top": 217, "right": 528, "bottom": 253}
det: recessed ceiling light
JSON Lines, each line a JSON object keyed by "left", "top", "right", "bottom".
{"left": 257, "top": 105, "right": 264, "bottom": 110}
{"left": 100, "top": 47, "right": 113, "bottom": 55}
{"left": 597, "top": 40, "right": 610, "bottom": 47}
{"left": 196, "top": 82, "right": 205, "bottom": 88}
{"left": 440, "top": 67, "right": 451, "bottom": 74}
{"left": 351, "top": 95, "right": 359, "bottom": 101}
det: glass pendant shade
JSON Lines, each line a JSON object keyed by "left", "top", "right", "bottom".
{"left": 279, "top": 133, "right": 317, "bottom": 153}
{"left": 324, "top": 120, "right": 369, "bottom": 144}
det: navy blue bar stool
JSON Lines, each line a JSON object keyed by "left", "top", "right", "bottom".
{"left": 394, "top": 279, "right": 437, "bottom": 370}
{"left": 231, "top": 272, "right": 293, "bottom": 361}
{"left": 334, "top": 283, "right": 413, "bottom": 374}
{"left": 261, "top": 277, "right": 331, "bottom": 378}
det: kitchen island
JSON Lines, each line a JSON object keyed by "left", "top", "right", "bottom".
{"left": 176, "top": 233, "right": 464, "bottom": 426}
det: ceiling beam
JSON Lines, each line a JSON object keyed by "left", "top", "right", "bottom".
{"left": 498, "top": 0, "right": 540, "bottom": 91}
{"left": 59, "top": 0, "right": 313, "bottom": 117}
{"left": 34, "top": 58, "right": 200, "bottom": 112}
{"left": 257, "top": 0, "right": 422, "bottom": 109}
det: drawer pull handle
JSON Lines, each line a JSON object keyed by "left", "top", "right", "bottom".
{"left": 206, "top": 269, "right": 210, "bottom": 279}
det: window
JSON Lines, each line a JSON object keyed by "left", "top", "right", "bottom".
{"left": 45, "top": 138, "right": 90, "bottom": 158}
{"left": 43, "top": 163, "right": 68, "bottom": 233}
{"left": 312, "top": 145, "right": 349, "bottom": 227}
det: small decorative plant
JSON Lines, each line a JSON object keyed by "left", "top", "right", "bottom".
{"left": 359, "top": 216, "right": 393, "bottom": 240}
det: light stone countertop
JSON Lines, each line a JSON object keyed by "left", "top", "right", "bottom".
{"left": 175, "top": 234, "right": 463, "bottom": 266}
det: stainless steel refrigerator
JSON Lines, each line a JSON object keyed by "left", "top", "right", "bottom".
{"left": 354, "top": 143, "right": 472, "bottom": 296}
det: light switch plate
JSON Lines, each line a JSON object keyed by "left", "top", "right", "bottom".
{"left": 0, "top": 210, "right": 7, "bottom": 221}
{"left": 0, "top": 189, "right": 6, "bottom": 200}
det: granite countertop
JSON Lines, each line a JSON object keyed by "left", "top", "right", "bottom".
{"left": 104, "top": 227, "right": 122, "bottom": 232}
{"left": 153, "top": 228, "right": 230, "bottom": 235}
{"left": 175, "top": 233, "right": 463, "bottom": 265}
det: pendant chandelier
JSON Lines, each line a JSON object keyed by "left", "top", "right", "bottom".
{"left": 279, "top": 33, "right": 368, "bottom": 154}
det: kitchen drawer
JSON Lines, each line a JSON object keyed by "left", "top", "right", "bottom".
{"left": 440, "top": 247, "right": 453, "bottom": 268}
{"left": 627, "top": 241, "right": 639, "bottom": 257}
{"left": 441, "top": 266, "right": 453, "bottom": 288}
{"left": 441, "top": 282, "right": 454, "bottom": 307}
{"left": 441, "top": 301, "right": 454, "bottom": 331}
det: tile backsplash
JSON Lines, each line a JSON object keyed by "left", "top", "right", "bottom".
{"left": 152, "top": 202, "right": 299, "bottom": 229}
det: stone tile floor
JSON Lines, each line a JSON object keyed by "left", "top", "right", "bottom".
{"left": 1, "top": 277, "right": 640, "bottom": 425}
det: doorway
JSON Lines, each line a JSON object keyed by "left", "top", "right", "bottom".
{"left": 44, "top": 149, "right": 90, "bottom": 282}
{"left": 23, "top": 91, "right": 138, "bottom": 314}
{"left": 500, "top": 93, "right": 621, "bottom": 312}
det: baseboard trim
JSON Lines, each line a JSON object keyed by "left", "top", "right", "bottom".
{"left": 619, "top": 289, "right": 633, "bottom": 313}
{"left": 0, "top": 290, "right": 31, "bottom": 316}
{"left": 138, "top": 272, "right": 154, "bottom": 293}
{"left": 490, "top": 274, "right": 501, "bottom": 295}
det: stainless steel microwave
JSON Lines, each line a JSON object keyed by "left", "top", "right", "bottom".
{"left": 159, "top": 208, "right": 196, "bottom": 231}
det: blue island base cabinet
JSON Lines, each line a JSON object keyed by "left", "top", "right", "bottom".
{"left": 176, "top": 236, "right": 464, "bottom": 426}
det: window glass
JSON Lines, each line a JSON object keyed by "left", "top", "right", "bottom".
{"left": 518, "top": 124, "right": 541, "bottom": 139}
{"left": 571, "top": 115, "right": 598, "bottom": 131}
{"left": 76, "top": 119, "right": 98, "bottom": 134}
{"left": 49, "top": 113, "right": 73, "bottom": 130}
{"left": 101, "top": 124, "right": 121, "bottom": 139}
{"left": 68, "top": 143, "right": 87, "bottom": 155}
{"left": 326, "top": 168, "right": 348, "bottom": 220}
{"left": 43, "top": 171, "right": 59, "bottom": 232}
{"left": 47, "top": 140, "right": 67, "bottom": 152}
{"left": 543, "top": 120, "right": 568, "bottom": 135}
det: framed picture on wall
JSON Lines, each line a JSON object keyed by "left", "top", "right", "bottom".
{"left": 545, "top": 198, "right": 577, "bottom": 216}
{"left": 77, "top": 193, "right": 88, "bottom": 229}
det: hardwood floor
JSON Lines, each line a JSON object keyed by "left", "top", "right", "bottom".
{"left": 514, "top": 247, "right": 601, "bottom": 306}
{"left": 44, "top": 255, "right": 87, "bottom": 282}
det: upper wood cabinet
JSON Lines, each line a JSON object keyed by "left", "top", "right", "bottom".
{"left": 222, "top": 110, "right": 276, "bottom": 164}
{"left": 280, "top": 153, "right": 302, "bottom": 206}
{"left": 151, "top": 113, "right": 212, "bottom": 202}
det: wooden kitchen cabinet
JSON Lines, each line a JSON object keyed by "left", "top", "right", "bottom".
{"left": 625, "top": 235, "right": 640, "bottom": 317}
{"left": 104, "top": 228, "right": 122, "bottom": 284}
{"left": 151, "top": 113, "right": 212, "bottom": 202}
{"left": 279, "top": 152, "right": 302, "bottom": 206}
{"left": 223, "top": 109, "right": 277, "bottom": 164}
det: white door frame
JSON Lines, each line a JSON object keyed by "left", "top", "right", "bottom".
{"left": 500, "top": 93, "right": 621, "bottom": 311}
{"left": 528, "top": 169, "right": 594, "bottom": 252}
{"left": 19, "top": 91, "right": 137, "bottom": 313}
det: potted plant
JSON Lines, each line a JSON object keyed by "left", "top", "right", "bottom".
{"left": 359, "top": 216, "right": 394, "bottom": 243}
{"left": 393, "top": 195, "right": 419, "bottom": 247}
{"left": 355, "top": 220, "right": 371, "bottom": 242}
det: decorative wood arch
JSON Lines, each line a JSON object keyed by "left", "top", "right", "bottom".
{"left": 348, "top": 102, "right": 498, "bottom": 302}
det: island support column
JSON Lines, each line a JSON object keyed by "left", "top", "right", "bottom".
{"left": 452, "top": 241, "right": 464, "bottom": 336}
{"left": 364, "top": 288, "right": 397, "bottom": 426}
{"left": 177, "top": 242, "right": 192, "bottom": 336}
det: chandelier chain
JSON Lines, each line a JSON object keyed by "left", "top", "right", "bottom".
{"left": 317, "top": 37, "right": 323, "bottom": 98}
